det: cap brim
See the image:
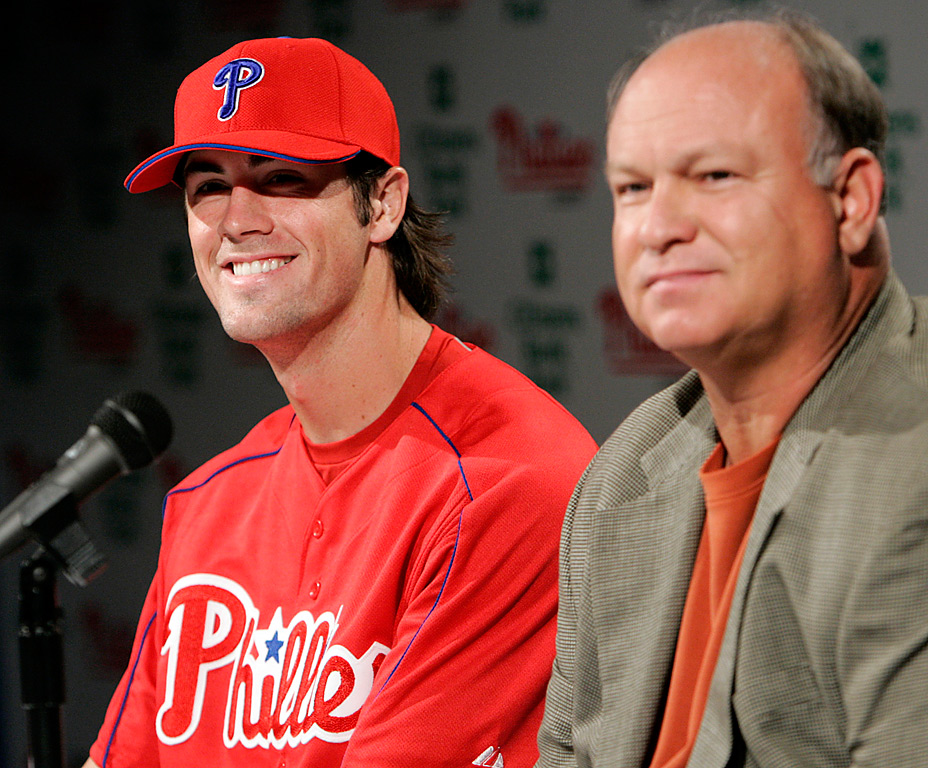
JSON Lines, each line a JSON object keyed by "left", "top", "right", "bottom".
{"left": 124, "top": 131, "right": 363, "bottom": 193}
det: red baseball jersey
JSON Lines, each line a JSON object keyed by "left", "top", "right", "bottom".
{"left": 90, "top": 328, "right": 597, "bottom": 768}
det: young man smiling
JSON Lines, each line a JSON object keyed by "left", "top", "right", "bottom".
{"left": 85, "top": 37, "right": 596, "bottom": 768}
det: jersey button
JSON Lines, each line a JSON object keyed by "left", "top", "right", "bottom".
{"left": 308, "top": 580, "right": 321, "bottom": 599}
{"left": 312, "top": 519, "right": 324, "bottom": 538}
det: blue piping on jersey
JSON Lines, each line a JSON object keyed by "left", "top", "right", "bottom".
{"left": 105, "top": 417, "right": 290, "bottom": 758}
{"left": 375, "top": 402, "right": 474, "bottom": 696}
{"left": 162, "top": 414, "right": 296, "bottom": 516}
{"left": 103, "top": 611, "right": 157, "bottom": 768}
{"left": 160, "top": 447, "right": 283, "bottom": 518}
{"left": 409, "top": 402, "right": 474, "bottom": 502}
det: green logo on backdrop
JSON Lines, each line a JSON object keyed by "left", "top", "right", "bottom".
{"left": 503, "top": 0, "right": 546, "bottom": 22}
{"left": 857, "top": 37, "right": 922, "bottom": 212}
{"left": 509, "top": 240, "right": 581, "bottom": 395}
{"left": 429, "top": 65, "right": 456, "bottom": 112}
{"left": 155, "top": 244, "right": 207, "bottom": 385}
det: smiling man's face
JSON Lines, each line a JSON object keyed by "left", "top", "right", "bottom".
{"left": 183, "top": 150, "right": 376, "bottom": 350}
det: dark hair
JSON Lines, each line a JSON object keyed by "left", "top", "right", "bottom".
{"left": 606, "top": 6, "right": 889, "bottom": 187}
{"left": 344, "top": 152, "right": 453, "bottom": 321}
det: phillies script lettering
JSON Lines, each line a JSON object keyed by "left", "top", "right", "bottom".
{"left": 156, "top": 574, "right": 390, "bottom": 748}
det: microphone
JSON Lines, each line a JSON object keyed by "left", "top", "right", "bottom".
{"left": 0, "top": 392, "right": 173, "bottom": 581}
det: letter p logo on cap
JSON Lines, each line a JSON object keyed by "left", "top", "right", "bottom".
{"left": 213, "top": 58, "right": 264, "bottom": 121}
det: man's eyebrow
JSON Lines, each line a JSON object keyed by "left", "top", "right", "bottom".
{"left": 603, "top": 160, "right": 638, "bottom": 176}
{"left": 182, "top": 153, "right": 276, "bottom": 177}
{"left": 604, "top": 144, "right": 746, "bottom": 179}
{"left": 603, "top": 159, "right": 650, "bottom": 181}
{"left": 246, "top": 154, "right": 276, "bottom": 167}
{"left": 182, "top": 158, "right": 223, "bottom": 177}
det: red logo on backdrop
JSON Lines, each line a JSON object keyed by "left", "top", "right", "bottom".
{"left": 81, "top": 604, "right": 137, "bottom": 676}
{"left": 2, "top": 444, "right": 50, "bottom": 490}
{"left": 490, "top": 106, "right": 595, "bottom": 193}
{"left": 597, "top": 287, "right": 688, "bottom": 377}
{"left": 434, "top": 302, "right": 496, "bottom": 352}
{"left": 58, "top": 285, "right": 139, "bottom": 366}
{"left": 157, "top": 453, "right": 191, "bottom": 491}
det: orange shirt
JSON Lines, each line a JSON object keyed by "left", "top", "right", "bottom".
{"left": 648, "top": 438, "right": 779, "bottom": 768}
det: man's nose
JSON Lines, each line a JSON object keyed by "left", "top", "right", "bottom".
{"left": 218, "top": 186, "right": 274, "bottom": 241}
{"left": 637, "top": 180, "right": 697, "bottom": 253}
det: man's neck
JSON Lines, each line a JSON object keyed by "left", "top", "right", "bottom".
{"left": 702, "top": 360, "right": 828, "bottom": 465}
{"left": 263, "top": 301, "right": 432, "bottom": 445}
{"left": 701, "top": 270, "right": 886, "bottom": 465}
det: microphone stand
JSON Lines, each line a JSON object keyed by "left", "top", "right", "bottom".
{"left": 15, "top": 491, "right": 106, "bottom": 768}
{"left": 19, "top": 552, "right": 65, "bottom": 768}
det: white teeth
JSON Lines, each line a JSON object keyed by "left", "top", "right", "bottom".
{"left": 231, "top": 257, "right": 293, "bottom": 276}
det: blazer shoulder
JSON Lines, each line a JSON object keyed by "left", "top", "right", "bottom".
{"left": 577, "top": 371, "right": 709, "bottom": 505}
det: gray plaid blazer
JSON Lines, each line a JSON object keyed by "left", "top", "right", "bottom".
{"left": 537, "top": 272, "right": 928, "bottom": 768}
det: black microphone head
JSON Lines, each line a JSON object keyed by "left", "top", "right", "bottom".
{"left": 92, "top": 391, "right": 174, "bottom": 470}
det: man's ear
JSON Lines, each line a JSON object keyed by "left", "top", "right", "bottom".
{"left": 369, "top": 166, "right": 409, "bottom": 245}
{"left": 830, "top": 147, "right": 884, "bottom": 257}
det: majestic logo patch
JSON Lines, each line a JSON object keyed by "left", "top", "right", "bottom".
{"left": 474, "top": 745, "right": 505, "bottom": 766}
{"left": 156, "top": 574, "right": 390, "bottom": 748}
{"left": 213, "top": 58, "right": 264, "bottom": 121}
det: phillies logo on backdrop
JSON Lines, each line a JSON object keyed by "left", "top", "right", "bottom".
{"left": 213, "top": 58, "right": 264, "bottom": 121}
{"left": 490, "top": 105, "right": 595, "bottom": 193}
{"left": 157, "top": 574, "right": 389, "bottom": 748}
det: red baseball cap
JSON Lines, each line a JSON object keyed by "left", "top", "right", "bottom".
{"left": 125, "top": 37, "right": 400, "bottom": 193}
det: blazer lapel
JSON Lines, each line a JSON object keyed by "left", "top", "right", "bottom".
{"left": 590, "top": 393, "right": 716, "bottom": 765}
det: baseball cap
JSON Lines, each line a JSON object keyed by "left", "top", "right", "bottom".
{"left": 125, "top": 37, "right": 400, "bottom": 193}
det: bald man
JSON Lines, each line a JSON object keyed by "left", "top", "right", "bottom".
{"left": 538, "top": 10, "right": 928, "bottom": 768}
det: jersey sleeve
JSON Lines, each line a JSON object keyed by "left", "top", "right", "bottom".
{"left": 338, "top": 460, "right": 575, "bottom": 768}
{"left": 89, "top": 568, "right": 163, "bottom": 768}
